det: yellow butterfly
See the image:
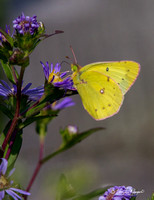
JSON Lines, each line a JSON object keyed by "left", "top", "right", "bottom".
{"left": 71, "top": 61, "right": 140, "bottom": 120}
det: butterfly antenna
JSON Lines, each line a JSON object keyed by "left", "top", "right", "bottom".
{"left": 60, "top": 60, "right": 70, "bottom": 66}
{"left": 70, "top": 45, "right": 78, "bottom": 64}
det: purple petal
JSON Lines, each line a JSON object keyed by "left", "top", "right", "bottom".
{"left": 21, "top": 83, "right": 32, "bottom": 93}
{"left": 40, "top": 61, "right": 49, "bottom": 79}
{"left": 0, "top": 191, "right": 5, "bottom": 199}
{"left": 0, "top": 158, "right": 8, "bottom": 175}
{"left": 13, "top": 84, "right": 17, "bottom": 94}
{"left": 0, "top": 80, "right": 12, "bottom": 91}
{"left": 53, "top": 97, "right": 75, "bottom": 110}
{"left": 6, "top": 190, "right": 20, "bottom": 200}
{"left": 60, "top": 72, "right": 67, "bottom": 78}
{"left": 113, "top": 197, "right": 122, "bottom": 200}
{"left": 8, "top": 168, "right": 15, "bottom": 178}
{"left": 54, "top": 63, "right": 61, "bottom": 73}
{"left": 98, "top": 196, "right": 106, "bottom": 200}
{"left": 25, "top": 16, "right": 30, "bottom": 21}
{"left": 50, "top": 63, "right": 53, "bottom": 73}
{"left": 10, "top": 188, "right": 30, "bottom": 196}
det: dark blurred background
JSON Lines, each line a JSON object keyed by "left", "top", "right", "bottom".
{"left": 1, "top": 0, "right": 154, "bottom": 199}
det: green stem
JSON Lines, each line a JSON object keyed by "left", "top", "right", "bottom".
{"left": 40, "top": 147, "right": 64, "bottom": 164}
{"left": 11, "top": 65, "right": 18, "bottom": 83}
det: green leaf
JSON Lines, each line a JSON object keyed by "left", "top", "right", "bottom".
{"left": 0, "top": 60, "right": 15, "bottom": 84}
{"left": 36, "top": 109, "right": 58, "bottom": 137}
{"left": 19, "top": 112, "right": 57, "bottom": 130}
{"left": 7, "top": 129, "right": 23, "bottom": 171}
{"left": 148, "top": 193, "right": 154, "bottom": 200}
{"left": 70, "top": 187, "right": 110, "bottom": 200}
{"left": 130, "top": 197, "right": 136, "bottom": 200}
{"left": 61, "top": 127, "right": 105, "bottom": 149}
{"left": 0, "top": 28, "right": 14, "bottom": 46}
{"left": 2, "top": 194, "right": 12, "bottom": 200}
{"left": 25, "top": 84, "right": 77, "bottom": 119}
{"left": 0, "top": 121, "right": 23, "bottom": 171}
{"left": 56, "top": 174, "right": 76, "bottom": 200}
{"left": 0, "top": 120, "right": 12, "bottom": 158}
{"left": 0, "top": 103, "right": 14, "bottom": 119}
{"left": 41, "top": 127, "right": 105, "bottom": 164}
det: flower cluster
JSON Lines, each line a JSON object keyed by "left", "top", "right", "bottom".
{"left": 99, "top": 186, "right": 136, "bottom": 200}
{"left": 13, "top": 12, "right": 40, "bottom": 35}
{"left": 0, "top": 158, "right": 30, "bottom": 200}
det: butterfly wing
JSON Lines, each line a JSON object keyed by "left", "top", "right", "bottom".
{"left": 80, "top": 61, "right": 140, "bottom": 95}
{"left": 73, "top": 70, "right": 124, "bottom": 120}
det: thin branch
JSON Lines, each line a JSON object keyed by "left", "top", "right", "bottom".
{"left": 2, "top": 67, "right": 25, "bottom": 152}
{"left": 5, "top": 129, "right": 18, "bottom": 160}
{"left": 25, "top": 138, "right": 44, "bottom": 199}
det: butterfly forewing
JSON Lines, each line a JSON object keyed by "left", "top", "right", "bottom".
{"left": 81, "top": 61, "right": 140, "bottom": 95}
{"left": 73, "top": 71, "right": 124, "bottom": 120}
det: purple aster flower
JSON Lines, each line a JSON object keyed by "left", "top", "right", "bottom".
{"left": 99, "top": 186, "right": 136, "bottom": 200}
{"left": 13, "top": 12, "right": 40, "bottom": 35}
{"left": 41, "top": 61, "right": 75, "bottom": 90}
{"left": 52, "top": 97, "right": 75, "bottom": 110}
{"left": 0, "top": 158, "right": 30, "bottom": 200}
{"left": 0, "top": 25, "right": 13, "bottom": 44}
{"left": 0, "top": 80, "right": 44, "bottom": 101}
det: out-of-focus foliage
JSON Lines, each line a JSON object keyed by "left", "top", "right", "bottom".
{"left": 0, "top": 0, "right": 10, "bottom": 132}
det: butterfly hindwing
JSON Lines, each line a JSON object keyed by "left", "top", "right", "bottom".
{"left": 73, "top": 70, "right": 124, "bottom": 120}
{"left": 81, "top": 61, "right": 140, "bottom": 94}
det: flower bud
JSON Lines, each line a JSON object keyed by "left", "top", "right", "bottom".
{"left": 9, "top": 48, "right": 29, "bottom": 67}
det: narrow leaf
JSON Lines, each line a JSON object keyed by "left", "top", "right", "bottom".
{"left": 19, "top": 113, "right": 57, "bottom": 130}
{"left": 7, "top": 129, "right": 23, "bottom": 171}
{"left": 71, "top": 187, "right": 110, "bottom": 200}
{"left": 41, "top": 127, "right": 105, "bottom": 164}
{"left": 61, "top": 127, "right": 105, "bottom": 149}
{"left": 0, "top": 60, "right": 15, "bottom": 84}
{"left": 0, "top": 103, "right": 14, "bottom": 119}
{"left": 56, "top": 174, "right": 76, "bottom": 200}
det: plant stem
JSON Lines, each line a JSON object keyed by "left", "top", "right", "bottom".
{"left": 25, "top": 144, "right": 65, "bottom": 199}
{"left": 5, "top": 129, "right": 18, "bottom": 160}
{"left": 2, "top": 67, "right": 25, "bottom": 153}
{"left": 40, "top": 147, "right": 64, "bottom": 165}
{"left": 11, "top": 65, "right": 18, "bottom": 83}
{"left": 25, "top": 138, "right": 44, "bottom": 199}
{"left": 20, "top": 98, "right": 41, "bottom": 117}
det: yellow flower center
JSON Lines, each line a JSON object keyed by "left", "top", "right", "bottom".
{"left": 48, "top": 72, "right": 63, "bottom": 83}
{"left": 0, "top": 175, "right": 9, "bottom": 189}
